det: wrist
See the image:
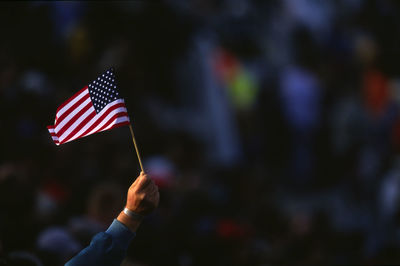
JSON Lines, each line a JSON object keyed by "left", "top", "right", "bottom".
{"left": 117, "top": 209, "right": 143, "bottom": 232}
{"left": 123, "top": 207, "right": 145, "bottom": 220}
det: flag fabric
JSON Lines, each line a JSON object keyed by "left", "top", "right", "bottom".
{"left": 47, "top": 68, "right": 130, "bottom": 145}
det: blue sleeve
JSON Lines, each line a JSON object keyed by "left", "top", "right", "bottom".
{"left": 65, "top": 219, "right": 135, "bottom": 266}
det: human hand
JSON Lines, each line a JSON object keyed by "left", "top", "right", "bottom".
{"left": 125, "top": 171, "right": 160, "bottom": 215}
{"left": 117, "top": 172, "right": 159, "bottom": 232}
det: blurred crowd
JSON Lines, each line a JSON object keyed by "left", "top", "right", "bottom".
{"left": 1, "top": 0, "right": 400, "bottom": 265}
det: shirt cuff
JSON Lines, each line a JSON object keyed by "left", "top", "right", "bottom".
{"left": 106, "top": 219, "right": 136, "bottom": 249}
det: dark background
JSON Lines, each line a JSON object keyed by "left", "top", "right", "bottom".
{"left": 1, "top": 0, "right": 400, "bottom": 265}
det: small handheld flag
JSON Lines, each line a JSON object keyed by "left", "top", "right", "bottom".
{"left": 47, "top": 68, "right": 144, "bottom": 172}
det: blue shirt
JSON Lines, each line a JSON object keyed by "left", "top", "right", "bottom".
{"left": 65, "top": 219, "right": 135, "bottom": 266}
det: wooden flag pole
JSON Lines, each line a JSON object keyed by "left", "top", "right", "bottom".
{"left": 128, "top": 124, "right": 144, "bottom": 173}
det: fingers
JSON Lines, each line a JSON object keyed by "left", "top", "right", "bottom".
{"left": 145, "top": 185, "right": 159, "bottom": 209}
{"left": 148, "top": 184, "right": 158, "bottom": 197}
{"left": 134, "top": 172, "right": 152, "bottom": 190}
{"left": 132, "top": 171, "right": 159, "bottom": 196}
{"left": 144, "top": 178, "right": 159, "bottom": 200}
{"left": 126, "top": 171, "right": 160, "bottom": 215}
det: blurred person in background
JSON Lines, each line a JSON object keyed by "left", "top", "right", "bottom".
{"left": 66, "top": 171, "right": 159, "bottom": 266}
{"left": 68, "top": 182, "right": 125, "bottom": 246}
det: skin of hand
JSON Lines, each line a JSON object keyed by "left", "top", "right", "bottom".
{"left": 117, "top": 172, "right": 160, "bottom": 232}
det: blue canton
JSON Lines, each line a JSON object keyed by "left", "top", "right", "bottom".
{"left": 88, "top": 68, "right": 121, "bottom": 113}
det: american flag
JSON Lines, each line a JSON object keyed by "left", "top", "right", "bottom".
{"left": 47, "top": 68, "right": 130, "bottom": 145}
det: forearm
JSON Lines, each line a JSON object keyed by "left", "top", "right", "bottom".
{"left": 65, "top": 219, "right": 136, "bottom": 266}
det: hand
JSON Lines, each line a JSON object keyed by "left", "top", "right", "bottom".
{"left": 117, "top": 172, "right": 159, "bottom": 232}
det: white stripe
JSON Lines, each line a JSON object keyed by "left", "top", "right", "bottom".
{"left": 63, "top": 113, "right": 129, "bottom": 145}
{"left": 80, "top": 106, "right": 127, "bottom": 138}
{"left": 58, "top": 106, "right": 96, "bottom": 142}
{"left": 54, "top": 97, "right": 92, "bottom": 132}
{"left": 98, "top": 116, "right": 129, "bottom": 132}
{"left": 56, "top": 89, "right": 88, "bottom": 119}
{"left": 48, "top": 128, "right": 58, "bottom": 140}
{"left": 63, "top": 99, "right": 126, "bottom": 142}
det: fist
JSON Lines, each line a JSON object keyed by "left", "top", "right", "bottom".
{"left": 126, "top": 172, "right": 159, "bottom": 215}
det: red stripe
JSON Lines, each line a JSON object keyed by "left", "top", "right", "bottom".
{"left": 56, "top": 87, "right": 88, "bottom": 115}
{"left": 77, "top": 111, "right": 129, "bottom": 141}
{"left": 55, "top": 93, "right": 90, "bottom": 126}
{"left": 77, "top": 112, "right": 128, "bottom": 141}
{"left": 72, "top": 103, "right": 127, "bottom": 141}
{"left": 106, "top": 120, "right": 130, "bottom": 131}
{"left": 93, "top": 112, "right": 129, "bottom": 134}
{"left": 60, "top": 111, "right": 97, "bottom": 144}
{"left": 56, "top": 101, "right": 93, "bottom": 138}
{"left": 47, "top": 125, "right": 57, "bottom": 144}
{"left": 63, "top": 113, "right": 129, "bottom": 145}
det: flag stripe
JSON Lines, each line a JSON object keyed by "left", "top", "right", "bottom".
{"left": 51, "top": 100, "right": 128, "bottom": 145}
{"left": 55, "top": 99, "right": 92, "bottom": 137}
{"left": 54, "top": 93, "right": 90, "bottom": 127}
{"left": 99, "top": 116, "right": 130, "bottom": 132}
{"left": 71, "top": 107, "right": 127, "bottom": 142}
{"left": 58, "top": 107, "right": 96, "bottom": 142}
{"left": 61, "top": 113, "right": 129, "bottom": 144}
{"left": 61, "top": 116, "right": 130, "bottom": 145}
{"left": 68, "top": 100, "right": 126, "bottom": 142}
{"left": 59, "top": 111, "right": 97, "bottom": 143}
{"left": 84, "top": 107, "right": 128, "bottom": 137}
{"left": 89, "top": 111, "right": 129, "bottom": 135}
{"left": 106, "top": 119, "right": 131, "bottom": 131}
{"left": 55, "top": 87, "right": 88, "bottom": 119}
